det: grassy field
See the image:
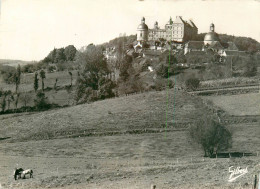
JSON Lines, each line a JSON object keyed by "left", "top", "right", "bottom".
{"left": 0, "top": 89, "right": 259, "bottom": 188}
{"left": 202, "top": 93, "right": 260, "bottom": 116}
{"left": 0, "top": 70, "right": 77, "bottom": 93}
{"left": 0, "top": 70, "right": 78, "bottom": 110}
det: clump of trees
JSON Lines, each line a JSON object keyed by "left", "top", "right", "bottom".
{"left": 189, "top": 113, "right": 232, "bottom": 157}
{"left": 43, "top": 45, "right": 77, "bottom": 63}
{"left": 155, "top": 52, "right": 184, "bottom": 78}
{"left": 75, "top": 44, "right": 116, "bottom": 104}
{"left": 225, "top": 55, "right": 258, "bottom": 77}
{"left": 185, "top": 50, "right": 220, "bottom": 64}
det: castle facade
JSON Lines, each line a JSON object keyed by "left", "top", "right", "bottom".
{"left": 137, "top": 16, "right": 198, "bottom": 43}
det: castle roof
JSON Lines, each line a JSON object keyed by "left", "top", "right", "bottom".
{"left": 188, "top": 20, "right": 197, "bottom": 28}
{"left": 204, "top": 32, "right": 220, "bottom": 42}
{"left": 137, "top": 23, "right": 148, "bottom": 30}
{"left": 207, "top": 41, "right": 223, "bottom": 49}
{"left": 224, "top": 50, "right": 247, "bottom": 56}
{"left": 173, "top": 16, "right": 186, "bottom": 24}
{"left": 137, "top": 17, "right": 148, "bottom": 30}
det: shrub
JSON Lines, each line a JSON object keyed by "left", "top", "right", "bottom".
{"left": 185, "top": 78, "right": 200, "bottom": 90}
{"left": 189, "top": 115, "right": 232, "bottom": 157}
{"left": 34, "top": 92, "right": 50, "bottom": 110}
{"left": 21, "top": 64, "right": 37, "bottom": 73}
{"left": 47, "top": 65, "right": 56, "bottom": 73}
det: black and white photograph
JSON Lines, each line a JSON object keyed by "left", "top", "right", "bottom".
{"left": 0, "top": 0, "right": 259, "bottom": 188}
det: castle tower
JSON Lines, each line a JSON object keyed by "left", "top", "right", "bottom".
{"left": 154, "top": 21, "right": 159, "bottom": 29}
{"left": 137, "top": 17, "right": 148, "bottom": 42}
{"left": 204, "top": 23, "right": 220, "bottom": 45}
{"left": 210, "top": 23, "right": 215, "bottom": 32}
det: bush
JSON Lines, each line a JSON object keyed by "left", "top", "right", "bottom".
{"left": 34, "top": 92, "right": 50, "bottom": 110}
{"left": 21, "top": 64, "right": 37, "bottom": 73}
{"left": 156, "top": 63, "right": 182, "bottom": 78}
{"left": 185, "top": 78, "right": 200, "bottom": 90}
{"left": 47, "top": 65, "right": 56, "bottom": 73}
{"left": 0, "top": 65, "right": 16, "bottom": 84}
{"left": 189, "top": 115, "right": 232, "bottom": 157}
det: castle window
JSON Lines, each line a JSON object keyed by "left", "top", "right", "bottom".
{"left": 140, "top": 33, "right": 142, "bottom": 37}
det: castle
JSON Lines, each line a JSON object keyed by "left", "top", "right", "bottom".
{"left": 136, "top": 17, "right": 242, "bottom": 57}
{"left": 137, "top": 16, "right": 198, "bottom": 44}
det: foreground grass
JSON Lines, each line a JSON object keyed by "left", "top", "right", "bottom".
{"left": 0, "top": 90, "right": 259, "bottom": 188}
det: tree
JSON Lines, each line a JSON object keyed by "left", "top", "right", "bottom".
{"left": 243, "top": 56, "right": 257, "bottom": 77}
{"left": 14, "top": 64, "right": 21, "bottom": 94}
{"left": 0, "top": 91, "right": 7, "bottom": 113}
{"left": 20, "top": 92, "right": 31, "bottom": 107}
{"left": 34, "top": 91, "right": 50, "bottom": 110}
{"left": 75, "top": 44, "right": 114, "bottom": 103}
{"left": 15, "top": 93, "right": 20, "bottom": 110}
{"left": 54, "top": 48, "right": 66, "bottom": 63}
{"left": 39, "top": 70, "right": 46, "bottom": 91}
{"left": 68, "top": 71, "right": 73, "bottom": 87}
{"left": 34, "top": 72, "right": 39, "bottom": 92}
{"left": 44, "top": 48, "right": 57, "bottom": 63}
{"left": 6, "top": 91, "right": 14, "bottom": 110}
{"left": 64, "top": 45, "right": 77, "bottom": 61}
{"left": 189, "top": 114, "right": 232, "bottom": 157}
{"left": 0, "top": 65, "right": 16, "bottom": 84}
{"left": 54, "top": 78, "right": 58, "bottom": 90}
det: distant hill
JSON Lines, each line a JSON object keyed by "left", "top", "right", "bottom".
{"left": 0, "top": 59, "right": 35, "bottom": 67}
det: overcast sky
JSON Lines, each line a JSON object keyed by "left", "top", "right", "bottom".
{"left": 0, "top": 0, "right": 260, "bottom": 61}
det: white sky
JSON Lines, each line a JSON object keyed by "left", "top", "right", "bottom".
{"left": 0, "top": 0, "right": 260, "bottom": 61}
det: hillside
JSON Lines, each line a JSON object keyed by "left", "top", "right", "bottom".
{"left": 0, "top": 89, "right": 207, "bottom": 142}
{"left": 0, "top": 89, "right": 259, "bottom": 189}
{"left": 0, "top": 59, "right": 34, "bottom": 67}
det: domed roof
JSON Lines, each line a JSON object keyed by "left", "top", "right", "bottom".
{"left": 204, "top": 32, "right": 220, "bottom": 42}
{"left": 137, "top": 17, "right": 148, "bottom": 30}
{"left": 137, "top": 23, "right": 148, "bottom": 30}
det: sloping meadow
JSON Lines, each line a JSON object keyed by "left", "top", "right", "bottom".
{"left": 0, "top": 89, "right": 209, "bottom": 142}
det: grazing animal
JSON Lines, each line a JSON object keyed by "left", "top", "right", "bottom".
{"left": 21, "top": 169, "right": 33, "bottom": 179}
{"left": 14, "top": 168, "right": 24, "bottom": 180}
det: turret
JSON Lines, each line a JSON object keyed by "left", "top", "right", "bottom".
{"left": 137, "top": 17, "right": 148, "bottom": 42}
